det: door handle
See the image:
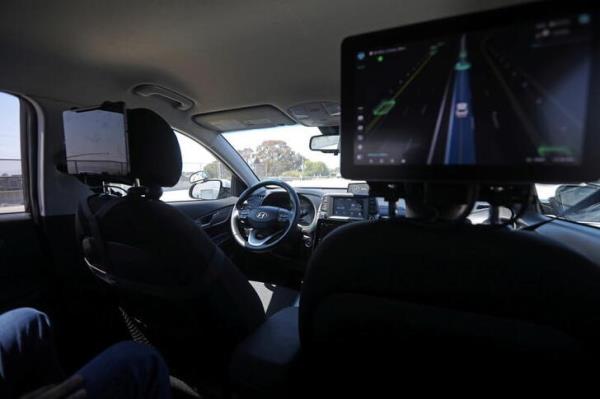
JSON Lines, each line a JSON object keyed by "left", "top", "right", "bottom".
{"left": 198, "top": 214, "right": 215, "bottom": 228}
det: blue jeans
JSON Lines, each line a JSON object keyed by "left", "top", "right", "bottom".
{"left": 0, "top": 308, "right": 172, "bottom": 398}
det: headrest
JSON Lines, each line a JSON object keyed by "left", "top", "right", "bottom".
{"left": 403, "top": 183, "right": 477, "bottom": 222}
{"left": 127, "top": 108, "right": 182, "bottom": 188}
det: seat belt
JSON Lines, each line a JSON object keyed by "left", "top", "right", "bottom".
{"left": 77, "top": 193, "right": 228, "bottom": 297}
{"left": 77, "top": 194, "right": 127, "bottom": 275}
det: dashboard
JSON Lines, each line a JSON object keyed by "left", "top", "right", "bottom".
{"left": 257, "top": 186, "right": 379, "bottom": 250}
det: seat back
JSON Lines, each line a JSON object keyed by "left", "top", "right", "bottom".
{"left": 75, "top": 108, "right": 264, "bottom": 373}
{"left": 300, "top": 219, "right": 600, "bottom": 373}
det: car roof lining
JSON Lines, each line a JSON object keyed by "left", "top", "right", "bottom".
{"left": 0, "top": 0, "right": 531, "bottom": 137}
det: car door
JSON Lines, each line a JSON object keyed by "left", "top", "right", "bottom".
{"left": 163, "top": 131, "right": 244, "bottom": 250}
{"left": 0, "top": 92, "right": 49, "bottom": 314}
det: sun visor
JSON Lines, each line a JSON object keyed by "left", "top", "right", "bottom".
{"left": 192, "top": 105, "right": 295, "bottom": 132}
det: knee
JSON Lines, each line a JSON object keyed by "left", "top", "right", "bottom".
{"left": 1, "top": 307, "right": 52, "bottom": 338}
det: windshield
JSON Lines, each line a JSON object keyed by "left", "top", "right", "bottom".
{"left": 223, "top": 125, "right": 351, "bottom": 188}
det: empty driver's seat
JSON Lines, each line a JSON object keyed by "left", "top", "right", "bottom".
{"left": 299, "top": 218, "right": 600, "bottom": 386}
{"left": 76, "top": 108, "right": 265, "bottom": 385}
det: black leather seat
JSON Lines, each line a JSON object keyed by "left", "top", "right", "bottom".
{"left": 299, "top": 218, "right": 600, "bottom": 385}
{"left": 76, "top": 109, "right": 265, "bottom": 383}
{"left": 229, "top": 306, "right": 300, "bottom": 396}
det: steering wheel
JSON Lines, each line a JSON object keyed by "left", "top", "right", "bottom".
{"left": 231, "top": 180, "right": 300, "bottom": 252}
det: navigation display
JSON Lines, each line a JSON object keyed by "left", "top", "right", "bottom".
{"left": 333, "top": 197, "right": 365, "bottom": 218}
{"left": 341, "top": 2, "right": 600, "bottom": 182}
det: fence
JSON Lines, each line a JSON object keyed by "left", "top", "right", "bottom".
{"left": 0, "top": 189, "right": 23, "bottom": 206}
{"left": 0, "top": 166, "right": 23, "bottom": 206}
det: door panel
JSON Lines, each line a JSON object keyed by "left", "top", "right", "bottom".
{"left": 171, "top": 197, "right": 236, "bottom": 222}
{"left": 170, "top": 197, "right": 237, "bottom": 245}
{"left": 0, "top": 213, "right": 48, "bottom": 313}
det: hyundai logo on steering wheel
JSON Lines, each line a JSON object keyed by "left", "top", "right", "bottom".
{"left": 257, "top": 211, "right": 269, "bottom": 220}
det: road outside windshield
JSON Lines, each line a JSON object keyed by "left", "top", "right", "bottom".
{"left": 223, "top": 125, "right": 350, "bottom": 188}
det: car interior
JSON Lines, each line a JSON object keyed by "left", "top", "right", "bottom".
{"left": 2, "top": 0, "right": 600, "bottom": 396}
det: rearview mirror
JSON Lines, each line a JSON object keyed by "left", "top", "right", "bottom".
{"left": 309, "top": 135, "right": 339, "bottom": 154}
{"left": 189, "top": 179, "right": 224, "bottom": 200}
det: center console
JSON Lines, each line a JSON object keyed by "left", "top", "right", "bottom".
{"left": 313, "top": 194, "right": 378, "bottom": 248}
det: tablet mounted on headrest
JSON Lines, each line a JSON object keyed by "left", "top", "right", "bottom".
{"left": 63, "top": 103, "right": 182, "bottom": 189}
{"left": 340, "top": 0, "right": 600, "bottom": 184}
{"left": 63, "top": 102, "right": 129, "bottom": 178}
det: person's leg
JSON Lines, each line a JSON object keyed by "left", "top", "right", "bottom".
{"left": 77, "top": 341, "right": 171, "bottom": 399}
{"left": 0, "top": 308, "right": 64, "bottom": 398}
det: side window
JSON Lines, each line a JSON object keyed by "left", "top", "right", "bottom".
{"left": 537, "top": 183, "right": 600, "bottom": 228}
{"left": 161, "top": 131, "right": 234, "bottom": 202}
{"left": 0, "top": 93, "right": 25, "bottom": 214}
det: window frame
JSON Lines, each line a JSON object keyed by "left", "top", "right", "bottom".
{"left": 0, "top": 93, "right": 35, "bottom": 217}
{"left": 161, "top": 129, "right": 242, "bottom": 203}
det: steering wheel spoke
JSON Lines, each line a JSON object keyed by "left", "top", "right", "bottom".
{"left": 238, "top": 208, "right": 250, "bottom": 223}
{"left": 247, "top": 228, "right": 284, "bottom": 248}
{"left": 277, "top": 208, "right": 293, "bottom": 224}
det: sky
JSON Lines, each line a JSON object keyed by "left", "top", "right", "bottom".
{"left": 175, "top": 131, "right": 218, "bottom": 172}
{"left": 0, "top": 92, "right": 21, "bottom": 176}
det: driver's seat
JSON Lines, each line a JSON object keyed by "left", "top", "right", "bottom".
{"left": 75, "top": 108, "right": 265, "bottom": 383}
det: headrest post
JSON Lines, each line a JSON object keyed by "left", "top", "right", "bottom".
{"left": 368, "top": 182, "right": 402, "bottom": 219}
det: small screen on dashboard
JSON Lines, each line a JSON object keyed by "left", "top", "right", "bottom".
{"left": 350, "top": 11, "right": 593, "bottom": 167}
{"left": 333, "top": 197, "right": 365, "bottom": 218}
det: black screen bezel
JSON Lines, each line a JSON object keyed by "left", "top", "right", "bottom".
{"left": 331, "top": 196, "right": 368, "bottom": 218}
{"left": 341, "top": 0, "right": 600, "bottom": 183}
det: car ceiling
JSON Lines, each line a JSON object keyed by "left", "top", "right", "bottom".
{"left": 0, "top": 0, "right": 532, "bottom": 133}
